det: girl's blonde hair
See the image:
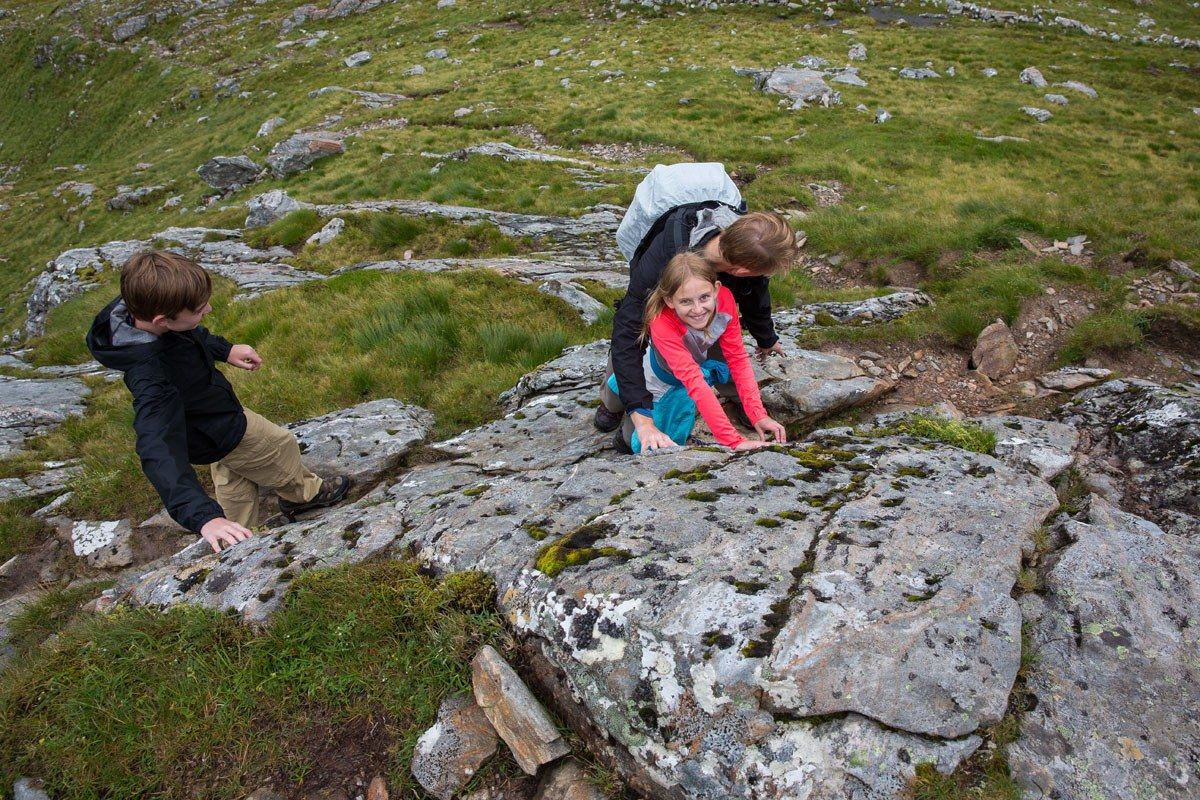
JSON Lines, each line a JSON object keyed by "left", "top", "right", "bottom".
{"left": 642, "top": 252, "right": 719, "bottom": 341}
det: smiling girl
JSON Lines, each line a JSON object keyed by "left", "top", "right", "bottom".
{"left": 609, "top": 252, "right": 787, "bottom": 453}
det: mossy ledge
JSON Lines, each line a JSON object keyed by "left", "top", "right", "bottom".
{"left": 535, "top": 522, "right": 632, "bottom": 578}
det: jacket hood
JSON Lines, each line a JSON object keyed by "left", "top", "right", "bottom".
{"left": 87, "top": 297, "right": 162, "bottom": 372}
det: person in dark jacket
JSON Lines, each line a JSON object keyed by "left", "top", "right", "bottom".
{"left": 596, "top": 206, "right": 798, "bottom": 452}
{"left": 87, "top": 250, "right": 350, "bottom": 553}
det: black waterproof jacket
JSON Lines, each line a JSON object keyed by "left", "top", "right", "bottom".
{"left": 87, "top": 297, "right": 246, "bottom": 533}
{"left": 610, "top": 201, "right": 778, "bottom": 413}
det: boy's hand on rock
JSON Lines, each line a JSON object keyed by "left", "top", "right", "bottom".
{"left": 754, "top": 417, "right": 788, "bottom": 443}
{"left": 755, "top": 342, "right": 785, "bottom": 361}
{"left": 200, "top": 518, "right": 253, "bottom": 552}
{"left": 228, "top": 344, "right": 263, "bottom": 371}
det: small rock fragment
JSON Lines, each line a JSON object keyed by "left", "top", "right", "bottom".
{"left": 874, "top": 108, "right": 891, "bottom": 123}
{"left": 412, "top": 692, "right": 499, "bottom": 800}
{"left": 1044, "top": 93, "right": 1069, "bottom": 106}
{"left": 1020, "top": 66, "right": 1048, "bottom": 87}
{"left": 899, "top": 67, "right": 939, "bottom": 79}
{"left": 1055, "top": 80, "right": 1097, "bottom": 99}
{"left": 848, "top": 43, "right": 867, "bottom": 61}
{"left": 306, "top": 217, "right": 345, "bottom": 247}
{"left": 971, "top": 320, "right": 1019, "bottom": 380}
{"left": 257, "top": 116, "right": 286, "bottom": 138}
{"left": 344, "top": 51, "right": 371, "bottom": 67}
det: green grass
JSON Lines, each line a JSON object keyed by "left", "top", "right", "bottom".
{"left": 1057, "top": 308, "right": 1147, "bottom": 363}
{"left": 3, "top": 581, "right": 114, "bottom": 658}
{"left": 889, "top": 414, "right": 998, "bottom": 455}
{"left": 245, "top": 208, "right": 324, "bottom": 248}
{"left": 0, "top": 560, "right": 507, "bottom": 800}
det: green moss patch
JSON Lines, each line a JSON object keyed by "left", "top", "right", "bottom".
{"left": 535, "top": 522, "right": 631, "bottom": 578}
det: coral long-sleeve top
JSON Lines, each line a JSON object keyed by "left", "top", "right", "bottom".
{"left": 647, "top": 285, "right": 769, "bottom": 448}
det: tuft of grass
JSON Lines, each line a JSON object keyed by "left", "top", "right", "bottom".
{"left": 893, "top": 415, "right": 998, "bottom": 455}
{"left": 1057, "top": 309, "right": 1146, "bottom": 364}
{"left": 246, "top": 209, "right": 324, "bottom": 249}
{"left": 0, "top": 561, "right": 505, "bottom": 800}
{"left": 3, "top": 581, "right": 114, "bottom": 658}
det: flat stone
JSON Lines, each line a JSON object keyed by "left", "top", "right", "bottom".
{"left": 412, "top": 692, "right": 499, "bottom": 800}
{"left": 257, "top": 117, "right": 286, "bottom": 138}
{"left": 472, "top": 645, "right": 570, "bottom": 774}
{"left": 971, "top": 320, "right": 1019, "bottom": 379}
{"left": 1021, "top": 106, "right": 1053, "bottom": 122}
{"left": 1036, "top": 366, "right": 1111, "bottom": 392}
{"left": 1009, "top": 499, "right": 1200, "bottom": 800}
{"left": 344, "top": 50, "right": 371, "bottom": 67}
{"left": 197, "top": 156, "right": 262, "bottom": 191}
{"left": 306, "top": 217, "right": 345, "bottom": 246}
{"left": 748, "top": 66, "right": 841, "bottom": 108}
{"left": 266, "top": 133, "right": 345, "bottom": 178}
{"left": 1044, "top": 93, "right": 1069, "bottom": 106}
{"left": 285, "top": 399, "right": 434, "bottom": 488}
{"left": 537, "top": 280, "right": 607, "bottom": 324}
{"left": 899, "top": 67, "right": 940, "bottom": 79}
{"left": 754, "top": 349, "right": 892, "bottom": 426}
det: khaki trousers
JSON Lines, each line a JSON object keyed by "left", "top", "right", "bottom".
{"left": 210, "top": 409, "right": 323, "bottom": 528}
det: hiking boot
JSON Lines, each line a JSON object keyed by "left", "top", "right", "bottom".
{"left": 593, "top": 404, "right": 622, "bottom": 433}
{"left": 279, "top": 474, "right": 352, "bottom": 522}
{"left": 613, "top": 430, "right": 634, "bottom": 455}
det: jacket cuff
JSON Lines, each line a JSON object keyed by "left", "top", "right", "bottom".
{"left": 629, "top": 407, "right": 654, "bottom": 417}
{"left": 755, "top": 334, "right": 779, "bottom": 349}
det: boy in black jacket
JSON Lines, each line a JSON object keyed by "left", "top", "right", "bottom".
{"left": 597, "top": 208, "right": 797, "bottom": 451}
{"left": 87, "top": 250, "right": 350, "bottom": 552}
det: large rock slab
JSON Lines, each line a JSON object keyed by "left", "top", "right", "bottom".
{"left": 499, "top": 341, "right": 611, "bottom": 412}
{"left": 285, "top": 399, "right": 434, "bottom": 488}
{"left": 1058, "top": 380, "right": 1200, "bottom": 531}
{"left": 1009, "top": 498, "right": 1200, "bottom": 800}
{"left": 0, "top": 376, "right": 89, "bottom": 457}
{"left": 975, "top": 415, "right": 1078, "bottom": 480}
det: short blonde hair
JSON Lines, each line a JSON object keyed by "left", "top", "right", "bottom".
{"left": 120, "top": 250, "right": 212, "bottom": 322}
{"left": 717, "top": 211, "right": 798, "bottom": 276}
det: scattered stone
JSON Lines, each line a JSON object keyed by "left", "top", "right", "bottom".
{"left": 112, "top": 14, "right": 149, "bottom": 42}
{"left": 305, "top": 217, "right": 345, "bottom": 246}
{"left": 344, "top": 50, "right": 371, "bottom": 67}
{"left": 1021, "top": 106, "right": 1053, "bottom": 122}
{"left": 982, "top": 67, "right": 998, "bottom": 77}
{"left": 257, "top": 116, "right": 286, "bottom": 138}
{"left": 68, "top": 519, "right": 134, "bottom": 569}
{"left": 1037, "top": 367, "right": 1112, "bottom": 392}
{"left": 874, "top": 108, "right": 891, "bottom": 123}
{"left": 106, "top": 184, "right": 167, "bottom": 211}
{"left": 971, "top": 320, "right": 1019, "bottom": 379}
{"left": 1010, "top": 499, "right": 1200, "bottom": 800}
{"left": 1055, "top": 80, "right": 1098, "bottom": 99}
{"left": 196, "top": 156, "right": 262, "bottom": 191}
{"left": 533, "top": 760, "right": 605, "bottom": 800}
{"left": 976, "top": 134, "right": 1029, "bottom": 143}
{"left": 1166, "top": 259, "right": 1199, "bottom": 281}
{"left": 827, "top": 67, "right": 867, "bottom": 87}
{"left": 453, "top": 107, "right": 473, "bottom": 118}
{"left": 411, "top": 693, "right": 499, "bottom": 800}
{"left": 1044, "top": 93, "right": 1069, "bottom": 106}
{"left": 848, "top": 43, "right": 867, "bottom": 61}
{"left": 437, "top": 0, "right": 456, "bottom": 7}
{"left": 266, "top": 133, "right": 345, "bottom": 178}
{"left": 537, "top": 280, "right": 607, "bottom": 324}
{"left": 404, "top": 64, "right": 427, "bottom": 76}
{"left": 245, "top": 189, "right": 306, "bottom": 228}
{"left": 899, "top": 67, "right": 940, "bottom": 79}
{"left": 0, "top": 461, "right": 82, "bottom": 502}
{"left": 12, "top": 778, "right": 51, "bottom": 800}
{"left": 1019, "top": 66, "right": 1048, "bottom": 87}
{"left": 426, "top": 48, "right": 449, "bottom": 59}
{"left": 472, "top": 645, "right": 569, "bottom": 775}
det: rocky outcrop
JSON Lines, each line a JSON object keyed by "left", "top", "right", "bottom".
{"left": 739, "top": 66, "right": 841, "bottom": 109}
{"left": 1059, "top": 379, "right": 1200, "bottom": 531}
{"left": 280, "top": 0, "right": 393, "bottom": 34}
{"left": 1010, "top": 498, "right": 1199, "bottom": 799}
{"left": 285, "top": 399, "right": 434, "bottom": 488}
{"left": 0, "top": 461, "right": 81, "bottom": 502}
{"left": 106, "top": 184, "right": 168, "bottom": 211}
{"left": 308, "top": 86, "right": 409, "bottom": 108}
{"left": 245, "top": 189, "right": 307, "bottom": 228}
{"left": 755, "top": 349, "right": 892, "bottom": 426}
{"left": 771, "top": 290, "right": 933, "bottom": 349}
{"left": 0, "top": 376, "right": 89, "bottom": 457}
{"left": 412, "top": 692, "right": 499, "bottom": 799}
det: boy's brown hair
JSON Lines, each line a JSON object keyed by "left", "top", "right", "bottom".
{"left": 121, "top": 250, "right": 212, "bottom": 322}
{"left": 717, "top": 211, "right": 798, "bottom": 276}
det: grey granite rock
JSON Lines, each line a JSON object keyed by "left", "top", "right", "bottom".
{"left": 285, "top": 399, "right": 434, "bottom": 488}
{"left": 308, "top": 85, "right": 409, "bottom": 108}
{"left": 1019, "top": 66, "right": 1047, "bottom": 87}
{"left": 68, "top": 519, "right": 134, "bottom": 569}
{"left": 305, "top": 217, "right": 344, "bottom": 246}
{"left": 267, "top": 133, "right": 345, "bottom": 178}
{"left": 498, "top": 341, "right": 611, "bottom": 412}
{"left": 747, "top": 66, "right": 841, "bottom": 109}
{"left": 112, "top": 14, "right": 149, "bottom": 42}
{"left": 537, "top": 280, "right": 607, "bottom": 324}
{"left": 257, "top": 116, "right": 286, "bottom": 138}
{"left": 1036, "top": 366, "right": 1111, "bottom": 392}
{"left": 899, "top": 67, "right": 940, "bottom": 79}
{"left": 245, "top": 189, "right": 308, "bottom": 228}
{"left": 975, "top": 416, "right": 1078, "bottom": 482}
{"left": 1021, "top": 106, "right": 1052, "bottom": 122}
{"left": 1055, "top": 80, "right": 1098, "bottom": 99}
{"left": 754, "top": 349, "right": 892, "bottom": 426}
{"left": 106, "top": 184, "right": 167, "bottom": 211}
{"left": 0, "top": 375, "right": 89, "bottom": 457}
{"left": 771, "top": 291, "right": 933, "bottom": 348}
{"left": 1044, "top": 93, "right": 1069, "bottom": 106}
{"left": 197, "top": 155, "right": 262, "bottom": 190}
{"left": 343, "top": 50, "right": 371, "bottom": 67}
{"left": 0, "top": 461, "right": 81, "bottom": 502}
{"left": 848, "top": 43, "right": 867, "bottom": 61}
{"left": 1009, "top": 499, "right": 1199, "bottom": 800}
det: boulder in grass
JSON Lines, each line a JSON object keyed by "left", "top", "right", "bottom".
{"left": 196, "top": 156, "right": 262, "bottom": 191}
{"left": 266, "top": 133, "right": 345, "bottom": 178}
{"left": 971, "top": 320, "right": 1020, "bottom": 379}
{"left": 1020, "top": 66, "right": 1048, "bottom": 87}
{"left": 245, "top": 189, "right": 306, "bottom": 228}
{"left": 1021, "top": 106, "right": 1052, "bottom": 122}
